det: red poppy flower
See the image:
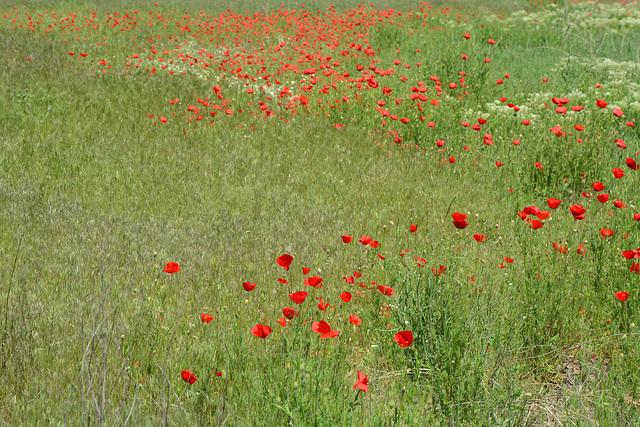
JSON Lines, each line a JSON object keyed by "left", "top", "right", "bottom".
{"left": 616, "top": 139, "right": 626, "bottom": 149}
{"left": 359, "top": 235, "right": 373, "bottom": 245}
{"left": 550, "top": 125, "right": 564, "bottom": 136}
{"left": 570, "top": 205, "right": 586, "bottom": 220}
{"left": 302, "top": 267, "right": 311, "bottom": 275}
{"left": 415, "top": 257, "right": 427, "bottom": 267}
{"left": 277, "top": 278, "right": 288, "bottom": 284}
{"left": 341, "top": 235, "right": 353, "bottom": 243}
{"left": 523, "top": 206, "right": 540, "bottom": 215}
{"left": 613, "top": 168, "right": 624, "bottom": 179}
{"left": 201, "top": 313, "right": 214, "bottom": 323}
{"left": 635, "top": 213, "right": 640, "bottom": 221}
{"left": 535, "top": 162, "right": 543, "bottom": 169}
{"left": 531, "top": 220, "right": 543, "bottom": 230}
{"left": 600, "top": 229, "right": 613, "bottom": 238}
{"left": 393, "top": 331, "right": 414, "bottom": 347}
{"left": 473, "top": 234, "right": 487, "bottom": 242}
{"left": 312, "top": 320, "right": 331, "bottom": 334}
{"left": 613, "top": 108, "right": 624, "bottom": 117}
{"left": 615, "top": 292, "right": 630, "bottom": 302}
{"left": 305, "top": 276, "right": 323, "bottom": 288}
{"left": 282, "top": 307, "right": 299, "bottom": 319}
{"left": 622, "top": 249, "right": 640, "bottom": 259}
{"left": 340, "top": 292, "right": 352, "bottom": 302}
{"left": 289, "top": 291, "right": 308, "bottom": 304}
{"left": 159, "top": 116, "right": 167, "bottom": 123}
{"left": 181, "top": 370, "right": 197, "bottom": 385}
{"left": 277, "top": 254, "right": 293, "bottom": 270}
{"left": 597, "top": 194, "right": 609, "bottom": 203}
{"left": 354, "top": 371, "right": 369, "bottom": 392}
{"left": 593, "top": 182, "right": 606, "bottom": 191}
{"left": 432, "top": 265, "right": 447, "bottom": 276}
{"left": 277, "top": 317, "right": 287, "bottom": 327}
{"left": 409, "top": 224, "right": 418, "bottom": 233}
{"left": 163, "top": 262, "right": 180, "bottom": 274}
{"left": 449, "top": 156, "right": 456, "bottom": 163}
{"left": 376, "top": 285, "right": 395, "bottom": 296}
{"left": 553, "top": 242, "right": 568, "bottom": 253}
{"left": 547, "top": 198, "right": 561, "bottom": 209}
{"left": 577, "top": 244, "right": 586, "bottom": 256}
{"left": 452, "top": 212, "right": 469, "bottom": 229}
{"left": 631, "top": 263, "right": 640, "bottom": 273}
{"left": 242, "top": 282, "right": 256, "bottom": 292}
{"left": 574, "top": 124, "right": 584, "bottom": 131}
{"left": 614, "top": 200, "right": 626, "bottom": 208}
{"left": 596, "top": 100, "right": 607, "bottom": 108}
{"left": 627, "top": 157, "right": 639, "bottom": 170}
{"left": 504, "top": 257, "right": 515, "bottom": 263}
{"left": 536, "top": 211, "right": 550, "bottom": 220}
{"left": 349, "top": 315, "right": 362, "bottom": 326}
{"left": 312, "top": 320, "right": 340, "bottom": 339}
{"left": 321, "top": 330, "right": 340, "bottom": 339}
{"left": 251, "top": 324, "right": 272, "bottom": 338}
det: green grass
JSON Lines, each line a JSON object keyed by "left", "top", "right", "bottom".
{"left": 1, "top": 0, "right": 640, "bottom": 425}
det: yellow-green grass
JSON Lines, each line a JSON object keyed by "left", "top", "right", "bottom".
{"left": 1, "top": 0, "right": 639, "bottom": 424}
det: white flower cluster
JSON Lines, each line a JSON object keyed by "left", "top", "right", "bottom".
{"left": 491, "top": 1, "right": 639, "bottom": 32}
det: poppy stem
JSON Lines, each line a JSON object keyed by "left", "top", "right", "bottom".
{"left": 349, "top": 388, "right": 362, "bottom": 411}
{"left": 625, "top": 302, "right": 630, "bottom": 334}
{"left": 442, "top": 197, "right": 457, "bottom": 233}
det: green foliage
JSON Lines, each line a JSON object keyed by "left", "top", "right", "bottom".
{"left": 1, "top": 0, "right": 640, "bottom": 425}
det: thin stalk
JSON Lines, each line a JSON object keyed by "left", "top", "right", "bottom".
{"left": 3, "top": 237, "right": 23, "bottom": 336}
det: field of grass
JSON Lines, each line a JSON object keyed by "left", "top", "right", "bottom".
{"left": 1, "top": 0, "right": 640, "bottom": 424}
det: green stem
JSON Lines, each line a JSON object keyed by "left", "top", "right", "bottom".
{"left": 626, "top": 302, "right": 630, "bottom": 334}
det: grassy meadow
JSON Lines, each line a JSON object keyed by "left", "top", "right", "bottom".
{"left": 1, "top": 0, "right": 640, "bottom": 424}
